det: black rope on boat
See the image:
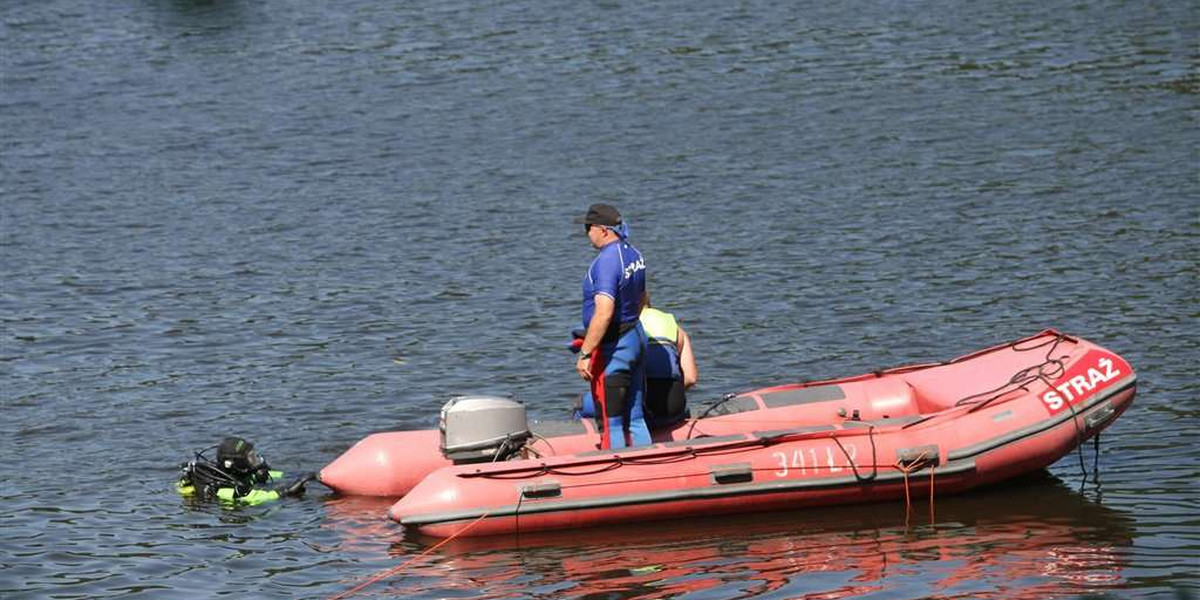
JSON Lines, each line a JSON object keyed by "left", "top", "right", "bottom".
{"left": 1037, "top": 372, "right": 1091, "bottom": 487}
{"left": 478, "top": 424, "right": 833, "bottom": 485}
{"left": 543, "top": 460, "right": 624, "bottom": 477}
{"left": 492, "top": 437, "right": 512, "bottom": 463}
{"left": 1068, "top": 394, "right": 1090, "bottom": 485}
{"left": 877, "top": 329, "right": 1067, "bottom": 378}
{"left": 514, "top": 482, "right": 525, "bottom": 543}
{"left": 475, "top": 433, "right": 749, "bottom": 481}
{"left": 482, "top": 459, "right": 626, "bottom": 480}
{"left": 621, "top": 451, "right": 702, "bottom": 466}
{"left": 955, "top": 332, "right": 1069, "bottom": 410}
{"left": 1011, "top": 333, "right": 1066, "bottom": 353}
{"left": 527, "top": 432, "right": 555, "bottom": 457}
{"left": 833, "top": 425, "right": 878, "bottom": 482}
{"left": 684, "top": 392, "right": 738, "bottom": 439}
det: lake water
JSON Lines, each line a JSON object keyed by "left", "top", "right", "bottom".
{"left": 1, "top": 0, "right": 1197, "bottom": 598}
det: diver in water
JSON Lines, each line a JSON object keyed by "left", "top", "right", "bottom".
{"left": 177, "top": 436, "right": 316, "bottom": 505}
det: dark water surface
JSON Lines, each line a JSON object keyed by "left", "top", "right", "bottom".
{"left": 2, "top": 0, "right": 1197, "bottom": 598}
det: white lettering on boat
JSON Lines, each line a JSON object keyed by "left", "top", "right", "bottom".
{"left": 826, "top": 447, "right": 843, "bottom": 473}
{"left": 1041, "top": 356, "right": 1122, "bottom": 412}
{"left": 771, "top": 444, "right": 856, "bottom": 478}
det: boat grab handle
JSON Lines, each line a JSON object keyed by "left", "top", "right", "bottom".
{"left": 896, "top": 444, "right": 940, "bottom": 468}
{"left": 1084, "top": 401, "right": 1116, "bottom": 431}
{"left": 521, "top": 482, "right": 562, "bottom": 499}
{"left": 711, "top": 463, "right": 754, "bottom": 485}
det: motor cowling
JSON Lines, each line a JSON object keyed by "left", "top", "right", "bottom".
{"left": 439, "top": 396, "right": 531, "bottom": 464}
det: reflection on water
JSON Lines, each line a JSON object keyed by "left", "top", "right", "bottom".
{"left": 321, "top": 473, "right": 1135, "bottom": 600}
{"left": 322, "top": 496, "right": 402, "bottom": 555}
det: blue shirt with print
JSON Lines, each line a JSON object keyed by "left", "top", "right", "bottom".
{"left": 582, "top": 240, "right": 646, "bottom": 330}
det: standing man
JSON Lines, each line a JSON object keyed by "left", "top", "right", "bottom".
{"left": 576, "top": 204, "right": 651, "bottom": 449}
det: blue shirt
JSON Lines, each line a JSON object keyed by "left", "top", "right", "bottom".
{"left": 582, "top": 240, "right": 646, "bottom": 330}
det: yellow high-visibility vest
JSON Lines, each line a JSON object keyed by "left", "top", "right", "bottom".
{"left": 640, "top": 307, "right": 678, "bottom": 346}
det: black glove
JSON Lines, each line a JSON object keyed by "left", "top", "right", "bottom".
{"left": 273, "top": 472, "right": 317, "bottom": 497}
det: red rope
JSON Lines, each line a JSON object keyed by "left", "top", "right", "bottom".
{"left": 326, "top": 510, "right": 492, "bottom": 600}
{"left": 895, "top": 451, "right": 937, "bottom": 527}
{"left": 929, "top": 464, "right": 937, "bottom": 523}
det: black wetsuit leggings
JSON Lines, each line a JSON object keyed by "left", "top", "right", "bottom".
{"left": 645, "top": 377, "right": 687, "bottom": 425}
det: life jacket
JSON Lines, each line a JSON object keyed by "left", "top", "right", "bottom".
{"left": 641, "top": 307, "right": 681, "bottom": 381}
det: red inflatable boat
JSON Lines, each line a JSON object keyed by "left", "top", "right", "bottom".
{"left": 322, "top": 348, "right": 980, "bottom": 497}
{"left": 410, "top": 473, "right": 1130, "bottom": 600}
{"left": 319, "top": 399, "right": 860, "bottom": 497}
{"left": 387, "top": 330, "right": 1136, "bottom": 538}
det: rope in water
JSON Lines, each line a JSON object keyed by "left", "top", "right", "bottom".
{"left": 894, "top": 450, "right": 938, "bottom": 527}
{"left": 325, "top": 510, "right": 492, "bottom": 600}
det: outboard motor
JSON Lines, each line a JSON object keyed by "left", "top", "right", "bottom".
{"left": 439, "top": 396, "right": 531, "bottom": 464}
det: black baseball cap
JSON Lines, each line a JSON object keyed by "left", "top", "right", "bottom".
{"left": 576, "top": 204, "right": 622, "bottom": 227}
